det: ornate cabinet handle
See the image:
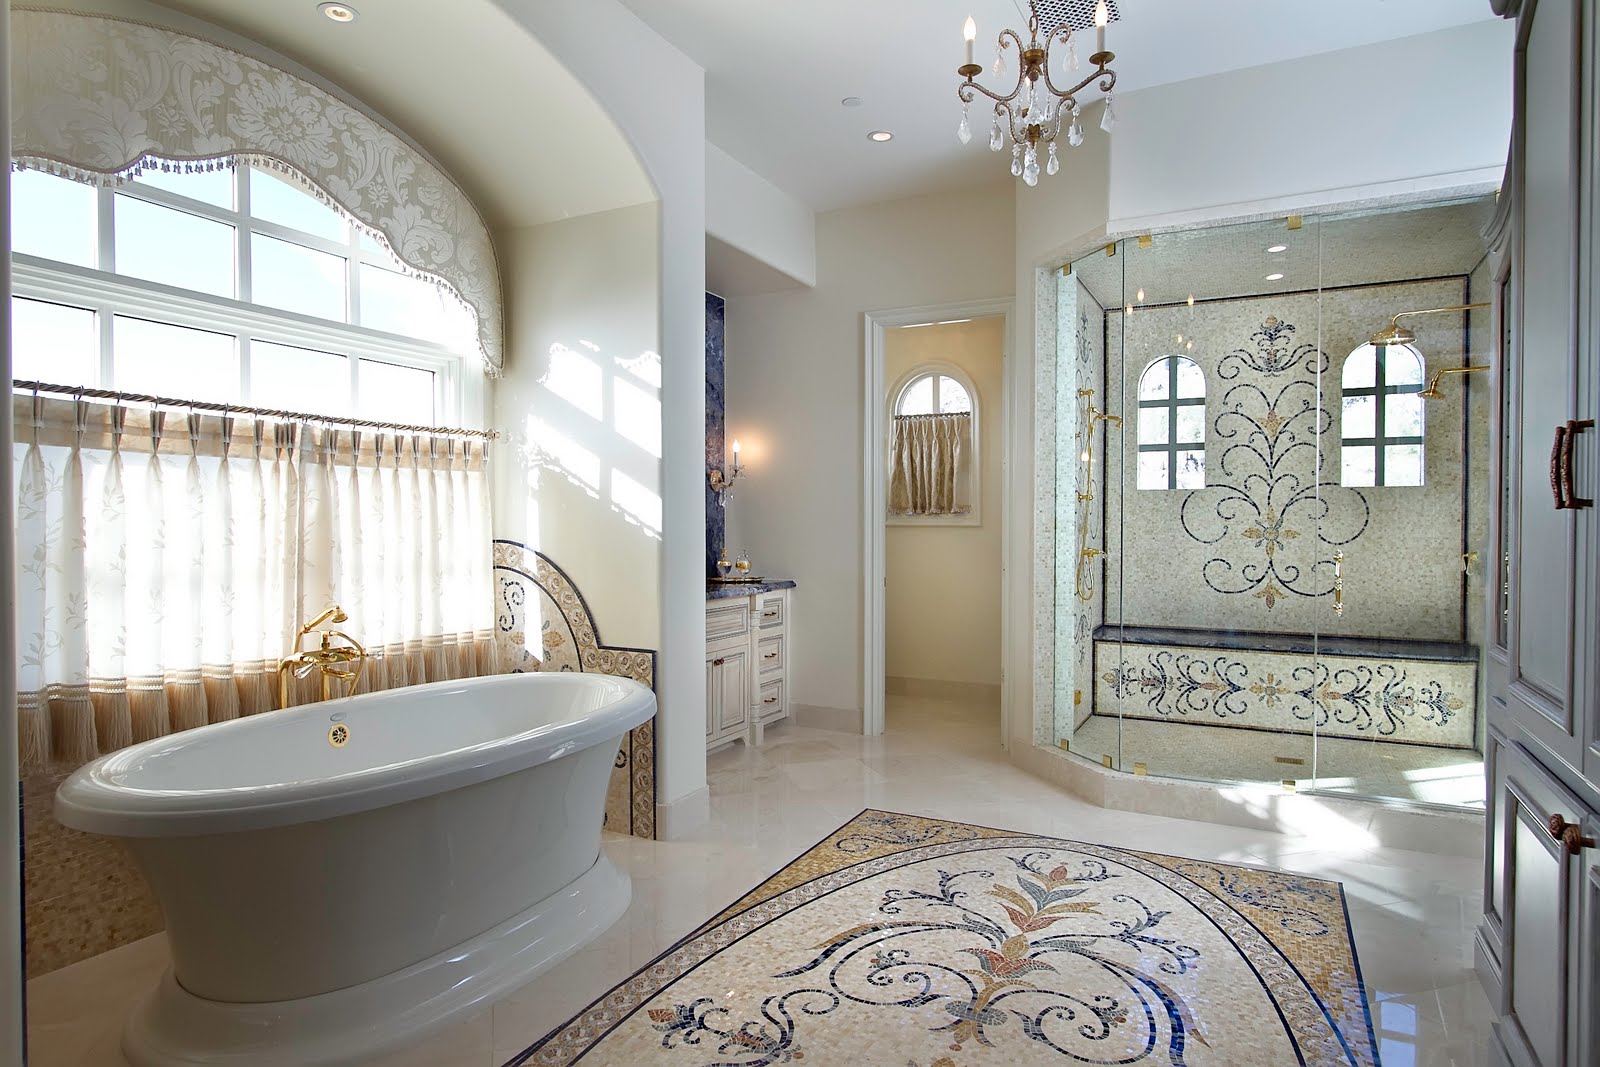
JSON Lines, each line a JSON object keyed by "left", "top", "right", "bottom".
{"left": 763, "top": 696, "right": 778, "bottom": 704}
{"left": 712, "top": 657, "right": 725, "bottom": 667}
{"left": 1332, "top": 551, "right": 1345, "bottom": 617}
{"left": 1558, "top": 419, "right": 1593, "bottom": 509}
{"left": 764, "top": 652, "right": 778, "bottom": 660}
{"left": 762, "top": 610, "right": 779, "bottom": 619}
{"left": 1547, "top": 813, "right": 1597, "bottom": 855}
{"left": 1552, "top": 423, "right": 1570, "bottom": 509}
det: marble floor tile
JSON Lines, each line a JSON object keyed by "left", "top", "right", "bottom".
{"left": 23, "top": 692, "right": 1491, "bottom": 1066}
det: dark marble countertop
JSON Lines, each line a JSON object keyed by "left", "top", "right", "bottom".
{"left": 707, "top": 578, "right": 796, "bottom": 601}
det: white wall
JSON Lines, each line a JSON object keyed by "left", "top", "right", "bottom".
{"left": 706, "top": 142, "right": 815, "bottom": 288}
{"left": 725, "top": 183, "right": 1014, "bottom": 717}
{"left": 1108, "top": 20, "right": 1514, "bottom": 233}
{"left": 489, "top": 0, "right": 708, "bottom": 819}
{"left": 493, "top": 203, "right": 663, "bottom": 651}
{"left": 885, "top": 317, "right": 1004, "bottom": 689}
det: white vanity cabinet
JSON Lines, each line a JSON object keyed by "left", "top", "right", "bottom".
{"left": 706, "top": 586, "right": 792, "bottom": 750}
{"left": 1478, "top": 3, "right": 1600, "bottom": 1065}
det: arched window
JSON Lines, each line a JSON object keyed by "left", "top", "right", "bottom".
{"left": 10, "top": 166, "right": 477, "bottom": 425}
{"left": 888, "top": 366, "right": 979, "bottom": 522}
{"left": 1340, "top": 343, "right": 1425, "bottom": 487}
{"left": 1136, "top": 356, "right": 1206, "bottom": 490}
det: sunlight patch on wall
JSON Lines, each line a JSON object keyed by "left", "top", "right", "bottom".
{"left": 614, "top": 375, "right": 661, "bottom": 458}
{"left": 611, "top": 469, "right": 662, "bottom": 537}
{"left": 523, "top": 414, "right": 601, "bottom": 495}
{"left": 543, "top": 343, "right": 603, "bottom": 420}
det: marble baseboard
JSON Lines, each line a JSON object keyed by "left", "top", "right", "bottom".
{"left": 655, "top": 786, "right": 711, "bottom": 840}
{"left": 1095, "top": 639, "right": 1477, "bottom": 749}
{"left": 790, "top": 703, "right": 861, "bottom": 734}
{"left": 22, "top": 769, "right": 162, "bottom": 978}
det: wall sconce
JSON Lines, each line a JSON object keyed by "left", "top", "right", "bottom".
{"left": 708, "top": 438, "right": 743, "bottom": 506}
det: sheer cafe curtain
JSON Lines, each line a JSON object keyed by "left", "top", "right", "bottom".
{"left": 14, "top": 394, "right": 496, "bottom": 773}
{"left": 889, "top": 412, "right": 971, "bottom": 516}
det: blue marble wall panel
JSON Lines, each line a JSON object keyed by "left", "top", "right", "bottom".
{"left": 706, "top": 293, "right": 726, "bottom": 577}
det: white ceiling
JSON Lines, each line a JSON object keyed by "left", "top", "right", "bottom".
{"left": 154, "top": 0, "right": 656, "bottom": 230}
{"left": 616, "top": 0, "right": 1501, "bottom": 212}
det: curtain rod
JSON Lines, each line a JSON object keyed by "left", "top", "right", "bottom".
{"left": 11, "top": 380, "right": 498, "bottom": 440}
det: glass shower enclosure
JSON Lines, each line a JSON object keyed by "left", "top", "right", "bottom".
{"left": 1052, "top": 198, "right": 1495, "bottom": 809}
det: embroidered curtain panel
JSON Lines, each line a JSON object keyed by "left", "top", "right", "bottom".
{"left": 14, "top": 395, "right": 496, "bottom": 773}
{"left": 10, "top": 9, "right": 505, "bottom": 375}
{"left": 888, "top": 413, "right": 972, "bottom": 516}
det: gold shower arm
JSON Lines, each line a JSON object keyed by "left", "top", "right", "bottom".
{"left": 1420, "top": 365, "right": 1490, "bottom": 400}
{"left": 1370, "top": 303, "right": 1489, "bottom": 348}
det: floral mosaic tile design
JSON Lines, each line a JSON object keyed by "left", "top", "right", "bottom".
{"left": 493, "top": 540, "right": 657, "bottom": 839}
{"left": 508, "top": 810, "right": 1378, "bottom": 1067}
{"left": 1095, "top": 640, "right": 1476, "bottom": 748}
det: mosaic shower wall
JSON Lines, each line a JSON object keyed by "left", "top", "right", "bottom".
{"left": 1054, "top": 276, "right": 1106, "bottom": 737}
{"left": 706, "top": 292, "right": 727, "bottom": 577}
{"left": 1104, "top": 278, "right": 1473, "bottom": 642}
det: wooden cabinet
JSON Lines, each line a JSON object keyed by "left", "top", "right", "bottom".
{"left": 706, "top": 587, "right": 792, "bottom": 750}
{"left": 1479, "top": 3, "right": 1600, "bottom": 1065}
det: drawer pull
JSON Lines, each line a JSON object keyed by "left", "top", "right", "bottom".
{"left": 1558, "top": 419, "right": 1594, "bottom": 510}
{"left": 763, "top": 696, "right": 778, "bottom": 704}
{"left": 712, "top": 657, "right": 725, "bottom": 667}
{"left": 764, "top": 652, "right": 778, "bottom": 660}
{"left": 762, "top": 610, "right": 779, "bottom": 619}
{"left": 1547, "top": 814, "right": 1596, "bottom": 855}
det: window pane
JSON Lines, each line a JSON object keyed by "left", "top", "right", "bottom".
{"left": 113, "top": 316, "right": 237, "bottom": 403}
{"left": 12, "top": 171, "right": 96, "bottom": 267}
{"left": 249, "top": 168, "right": 345, "bottom": 242}
{"left": 1175, "top": 405, "right": 1205, "bottom": 444}
{"left": 938, "top": 376, "right": 971, "bottom": 413}
{"left": 1343, "top": 346, "right": 1376, "bottom": 389}
{"left": 1342, "top": 395, "right": 1376, "bottom": 439}
{"left": 12, "top": 298, "right": 96, "bottom": 385}
{"left": 1175, "top": 449, "right": 1205, "bottom": 489}
{"left": 250, "top": 234, "right": 347, "bottom": 321}
{"left": 133, "top": 165, "right": 233, "bottom": 208}
{"left": 1342, "top": 444, "right": 1376, "bottom": 487}
{"left": 1138, "top": 407, "right": 1168, "bottom": 445}
{"left": 1137, "top": 452, "right": 1169, "bottom": 490}
{"left": 1386, "top": 393, "right": 1424, "bottom": 438}
{"left": 1139, "top": 359, "right": 1170, "bottom": 400}
{"left": 114, "top": 196, "right": 234, "bottom": 297}
{"left": 1383, "top": 347, "right": 1426, "bottom": 386}
{"left": 250, "top": 341, "right": 348, "bottom": 413}
{"left": 1175, "top": 358, "right": 1204, "bottom": 399}
{"left": 898, "top": 376, "right": 934, "bottom": 415}
{"left": 1385, "top": 444, "right": 1424, "bottom": 486}
{"left": 359, "top": 360, "right": 434, "bottom": 425}
{"left": 358, "top": 264, "right": 474, "bottom": 347}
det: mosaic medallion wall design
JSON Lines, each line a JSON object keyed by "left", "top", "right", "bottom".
{"left": 492, "top": 539, "right": 657, "bottom": 839}
{"left": 509, "top": 810, "right": 1379, "bottom": 1067}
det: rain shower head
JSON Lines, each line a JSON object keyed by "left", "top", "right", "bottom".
{"left": 1368, "top": 303, "right": 1489, "bottom": 352}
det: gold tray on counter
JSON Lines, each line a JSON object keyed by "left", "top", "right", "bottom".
{"left": 710, "top": 575, "right": 765, "bottom": 584}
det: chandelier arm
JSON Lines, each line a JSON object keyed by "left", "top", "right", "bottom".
{"left": 1097, "top": 69, "right": 1118, "bottom": 95}
{"left": 1043, "top": 59, "right": 1114, "bottom": 102}
{"left": 960, "top": 79, "right": 1023, "bottom": 107}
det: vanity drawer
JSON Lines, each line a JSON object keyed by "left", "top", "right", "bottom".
{"left": 706, "top": 599, "right": 750, "bottom": 641}
{"left": 757, "top": 634, "right": 784, "bottom": 675}
{"left": 758, "top": 677, "right": 786, "bottom": 722}
{"left": 756, "top": 592, "right": 786, "bottom": 629}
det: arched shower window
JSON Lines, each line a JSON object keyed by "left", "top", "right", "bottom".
{"left": 1340, "top": 343, "right": 1425, "bottom": 487}
{"left": 1136, "top": 356, "right": 1206, "bottom": 490}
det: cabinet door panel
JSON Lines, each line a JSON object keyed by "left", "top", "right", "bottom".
{"left": 1578, "top": 849, "right": 1600, "bottom": 1067}
{"left": 716, "top": 648, "right": 751, "bottom": 734}
{"left": 1509, "top": 0, "right": 1585, "bottom": 767}
{"left": 705, "top": 658, "right": 719, "bottom": 741}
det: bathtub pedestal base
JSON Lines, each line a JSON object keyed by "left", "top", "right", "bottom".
{"left": 122, "top": 852, "right": 631, "bottom": 1067}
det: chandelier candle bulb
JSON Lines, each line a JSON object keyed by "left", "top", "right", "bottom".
{"left": 1095, "top": 0, "right": 1108, "bottom": 54}
{"left": 963, "top": 16, "right": 976, "bottom": 65}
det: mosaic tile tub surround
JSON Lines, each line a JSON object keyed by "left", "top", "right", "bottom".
{"left": 511, "top": 809, "right": 1379, "bottom": 1067}
{"left": 1095, "top": 636, "right": 1477, "bottom": 748}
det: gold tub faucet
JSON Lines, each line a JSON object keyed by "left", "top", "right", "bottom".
{"left": 278, "top": 605, "right": 368, "bottom": 707}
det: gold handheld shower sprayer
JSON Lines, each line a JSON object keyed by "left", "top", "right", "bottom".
{"left": 1074, "top": 390, "right": 1122, "bottom": 601}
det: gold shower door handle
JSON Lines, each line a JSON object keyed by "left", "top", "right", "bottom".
{"left": 1332, "top": 552, "right": 1345, "bottom": 617}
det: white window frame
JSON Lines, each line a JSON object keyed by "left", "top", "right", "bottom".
{"left": 1135, "top": 355, "right": 1207, "bottom": 491}
{"left": 10, "top": 166, "right": 482, "bottom": 427}
{"left": 1338, "top": 343, "right": 1425, "bottom": 488}
{"left": 887, "top": 361, "right": 982, "bottom": 527}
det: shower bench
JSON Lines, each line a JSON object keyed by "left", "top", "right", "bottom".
{"left": 1091, "top": 624, "right": 1478, "bottom": 749}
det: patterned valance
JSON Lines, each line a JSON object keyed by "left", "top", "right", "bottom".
{"left": 10, "top": 9, "right": 505, "bottom": 376}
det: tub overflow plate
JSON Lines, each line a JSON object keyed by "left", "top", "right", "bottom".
{"left": 328, "top": 723, "right": 350, "bottom": 748}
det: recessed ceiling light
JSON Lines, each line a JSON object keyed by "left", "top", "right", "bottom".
{"left": 319, "top": 2, "right": 358, "bottom": 22}
{"left": 868, "top": 130, "right": 893, "bottom": 142}
{"left": 1265, "top": 273, "right": 1285, "bottom": 281}
{"left": 1266, "top": 244, "right": 1287, "bottom": 253}
{"left": 841, "top": 97, "right": 863, "bottom": 108}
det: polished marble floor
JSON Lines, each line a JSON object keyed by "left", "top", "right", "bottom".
{"left": 26, "top": 694, "right": 1491, "bottom": 1066}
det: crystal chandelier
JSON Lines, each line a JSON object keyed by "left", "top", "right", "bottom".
{"left": 956, "top": 1, "right": 1119, "bottom": 186}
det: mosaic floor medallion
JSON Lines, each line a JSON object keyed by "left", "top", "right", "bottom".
{"left": 508, "top": 810, "right": 1379, "bottom": 1067}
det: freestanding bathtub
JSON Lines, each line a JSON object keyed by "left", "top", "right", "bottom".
{"left": 55, "top": 671, "right": 655, "bottom": 1067}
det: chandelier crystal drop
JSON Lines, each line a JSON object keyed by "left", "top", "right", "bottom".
{"left": 954, "top": 1, "right": 1119, "bottom": 184}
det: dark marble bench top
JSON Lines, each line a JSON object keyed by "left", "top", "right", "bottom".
{"left": 1092, "top": 623, "right": 1478, "bottom": 663}
{"left": 707, "top": 578, "right": 796, "bottom": 601}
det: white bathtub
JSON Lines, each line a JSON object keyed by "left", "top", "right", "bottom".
{"left": 55, "top": 671, "right": 655, "bottom": 1067}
